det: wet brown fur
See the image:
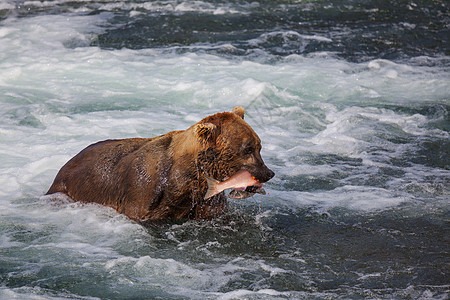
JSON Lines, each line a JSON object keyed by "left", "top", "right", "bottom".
{"left": 46, "top": 107, "right": 274, "bottom": 222}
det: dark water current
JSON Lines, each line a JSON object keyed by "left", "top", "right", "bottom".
{"left": 3, "top": 0, "right": 449, "bottom": 62}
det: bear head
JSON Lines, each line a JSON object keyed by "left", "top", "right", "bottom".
{"left": 193, "top": 106, "right": 275, "bottom": 185}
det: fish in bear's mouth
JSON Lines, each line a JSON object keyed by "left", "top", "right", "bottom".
{"left": 203, "top": 169, "right": 266, "bottom": 200}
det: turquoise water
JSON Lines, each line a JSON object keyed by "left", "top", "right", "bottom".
{"left": 0, "top": 1, "right": 449, "bottom": 299}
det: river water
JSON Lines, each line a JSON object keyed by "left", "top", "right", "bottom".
{"left": 0, "top": 0, "right": 449, "bottom": 299}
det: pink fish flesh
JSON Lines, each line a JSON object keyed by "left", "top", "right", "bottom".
{"left": 204, "top": 169, "right": 262, "bottom": 199}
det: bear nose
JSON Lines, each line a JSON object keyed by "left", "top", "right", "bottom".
{"left": 264, "top": 167, "right": 275, "bottom": 182}
{"left": 257, "top": 165, "right": 274, "bottom": 183}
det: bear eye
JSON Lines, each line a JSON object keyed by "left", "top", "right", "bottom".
{"left": 243, "top": 145, "right": 254, "bottom": 155}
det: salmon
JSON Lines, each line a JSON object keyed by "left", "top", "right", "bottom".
{"left": 204, "top": 169, "right": 262, "bottom": 199}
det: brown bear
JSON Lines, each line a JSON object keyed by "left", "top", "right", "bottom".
{"left": 46, "top": 106, "right": 274, "bottom": 222}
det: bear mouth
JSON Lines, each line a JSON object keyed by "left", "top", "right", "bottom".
{"left": 228, "top": 184, "right": 266, "bottom": 199}
{"left": 243, "top": 185, "right": 264, "bottom": 193}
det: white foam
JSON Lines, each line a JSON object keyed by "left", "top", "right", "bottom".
{"left": 93, "top": 0, "right": 246, "bottom": 15}
{"left": 0, "top": 234, "right": 23, "bottom": 248}
{"left": 0, "top": 2, "right": 14, "bottom": 10}
{"left": 0, "top": 286, "right": 100, "bottom": 300}
{"left": 217, "top": 288, "right": 295, "bottom": 300}
{"left": 248, "top": 30, "right": 332, "bottom": 47}
{"left": 272, "top": 186, "right": 408, "bottom": 211}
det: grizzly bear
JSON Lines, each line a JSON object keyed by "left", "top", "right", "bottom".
{"left": 46, "top": 106, "right": 274, "bottom": 222}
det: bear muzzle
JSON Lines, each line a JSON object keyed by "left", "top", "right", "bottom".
{"left": 244, "top": 164, "right": 275, "bottom": 183}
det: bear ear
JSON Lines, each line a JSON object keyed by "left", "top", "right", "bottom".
{"left": 232, "top": 106, "right": 245, "bottom": 119}
{"left": 194, "top": 123, "right": 217, "bottom": 143}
